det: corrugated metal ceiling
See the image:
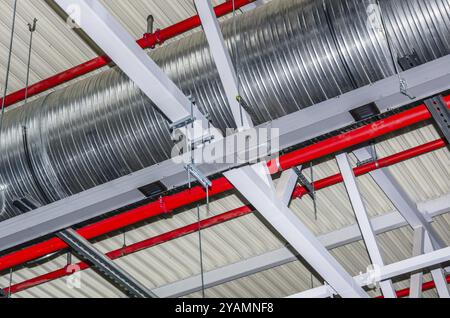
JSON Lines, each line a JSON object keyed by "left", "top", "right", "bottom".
{"left": 0, "top": 0, "right": 448, "bottom": 298}
{"left": 0, "top": 0, "right": 230, "bottom": 107}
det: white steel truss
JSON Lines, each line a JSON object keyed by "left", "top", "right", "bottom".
{"left": 288, "top": 246, "right": 450, "bottom": 298}
{"left": 410, "top": 227, "right": 426, "bottom": 298}
{"left": 336, "top": 153, "right": 397, "bottom": 297}
{"left": 1, "top": 56, "right": 449, "bottom": 253}
{"left": 153, "top": 194, "right": 450, "bottom": 298}
{"left": 55, "top": 0, "right": 222, "bottom": 144}
{"left": 353, "top": 147, "right": 445, "bottom": 248}
{"left": 225, "top": 164, "right": 369, "bottom": 298}
{"left": 194, "top": 0, "right": 253, "bottom": 129}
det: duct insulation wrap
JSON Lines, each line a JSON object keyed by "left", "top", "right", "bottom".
{"left": 0, "top": 0, "right": 449, "bottom": 220}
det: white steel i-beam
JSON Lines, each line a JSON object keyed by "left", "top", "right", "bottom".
{"left": 424, "top": 231, "right": 450, "bottom": 298}
{"left": 276, "top": 166, "right": 302, "bottom": 206}
{"left": 410, "top": 227, "right": 425, "bottom": 298}
{"left": 1, "top": 56, "right": 449, "bottom": 252}
{"left": 55, "top": 0, "right": 220, "bottom": 142}
{"left": 289, "top": 246, "right": 450, "bottom": 298}
{"left": 194, "top": 0, "right": 253, "bottom": 129}
{"left": 336, "top": 153, "right": 397, "bottom": 298}
{"left": 225, "top": 164, "right": 369, "bottom": 298}
{"left": 353, "top": 147, "right": 445, "bottom": 249}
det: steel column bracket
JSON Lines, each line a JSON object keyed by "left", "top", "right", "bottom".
{"left": 169, "top": 115, "right": 196, "bottom": 132}
{"left": 425, "top": 95, "right": 450, "bottom": 144}
{"left": 169, "top": 97, "right": 217, "bottom": 149}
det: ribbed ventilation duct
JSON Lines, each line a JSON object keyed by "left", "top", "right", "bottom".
{"left": 0, "top": 0, "right": 449, "bottom": 220}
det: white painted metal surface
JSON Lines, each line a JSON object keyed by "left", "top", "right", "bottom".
{"left": 410, "top": 227, "right": 425, "bottom": 298}
{"left": 0, "top": 56, "right": 450, "bottom": 250}
{"left": 240, "top": 0, "right": 267, "bottom": 12}
{"left": 225, "top": 164, "right": 368, "bottom": 298}
{"left": 194, "top": 0, "right": 253, "bottom": 129}
{"left": 424, "top": 232, "right": 450, "bottom": 298}
{"left": 336, "top": 153, "right": 396, "bottom": 298}
{"left": 154, "top": 199, "right": 450, "bottom": 298}
{"left": 55, "top": 0, "right": 219, "bottom": 144}
{"left": 353, "top": 147, "right": 444, "bottom": 248}
{"left": 1, "top": 55, "right": 450, "bottom": 253}
{"left": 289, "top": 246, "right": 450, "bottom": 298}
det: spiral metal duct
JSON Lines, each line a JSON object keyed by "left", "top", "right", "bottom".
{"left": 0, "top": 0, "right": 449, "bottom": 220}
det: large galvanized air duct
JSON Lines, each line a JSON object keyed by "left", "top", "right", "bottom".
{"left": 0, "top": 0, "right": 449, "bottom": 220}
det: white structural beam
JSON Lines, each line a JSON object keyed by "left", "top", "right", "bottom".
{"left": 424, "top": 231, "right": 450, "bottom": 298}
{"left": 194, "top": 0, "right": 253, "bottom": 129}
{"left": 336, "top": 153, "right": 397, "bottom": 298}
{"left": 410, "top": 227, "right": 425, "bottom": 298}
{"left": 1, "top": 56, "right": 449, "bottom": 252}
{"left": 55, "top": 0, "right": 219, "bottom": 141}
{"left": 225, "top": 164, "right": 368, "bottom": 298}
{"left": 429, "top": 267, "right": 450, "bottom": 298}
{"left": 153, "top": 196, "right": 450, "bottom": 298}
{"left": 276, "top": 166, "right": 301, "bottom": 206}
{"left": 353, "top": 147, "right": 448, "bottom": 298}
{"left": 418, "top": 194, "right": 450, "bottom": 219}
{"left": 353, "top": 147, "right": 445, "bottom": 248}
{"left": 289, "top": 246, "right": 450, "bottom": 298}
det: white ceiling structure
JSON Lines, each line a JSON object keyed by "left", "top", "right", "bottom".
{"left": 0, "top": 0, "right": 449, "bottom": 298}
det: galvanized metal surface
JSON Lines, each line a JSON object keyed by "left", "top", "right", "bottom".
{"left": 0, "top": 0, "right": 449, "bottom": 220}
{"left": 1, "top": 122, "right": 449, "bottom": 298}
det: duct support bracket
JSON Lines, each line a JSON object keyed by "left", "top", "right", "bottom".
{"left": 185, "top": 164, "right": 212, "bottom": 190}
{"left": 170, "top": 96, "right": 216, "bottom": 150}
{"left": 425, "top": 95, "right": 450, "bottom": 144}
{"left": 169, "top": 115, "right": 196, "bottom": 132}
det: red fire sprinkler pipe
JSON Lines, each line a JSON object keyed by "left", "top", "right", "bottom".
{"left": 0, "top": 96, "right": 449, "bottom": 274}
{"left": 392, "top": 275, "right": 450, "bottom": 298}
{"left": 4, "top": 206, "right": 253, "bottom": 295}
{"left": 292, "top": 139, "right": 447, "bottom": 199}
{"left": 3, "top": 138, "right": 447, "bottom": 295}
{"left": 0, "top": 0, "right": 255, "bottom": 108}
{"left": 268, "top": 96, "right": 450, "bottom": 173}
